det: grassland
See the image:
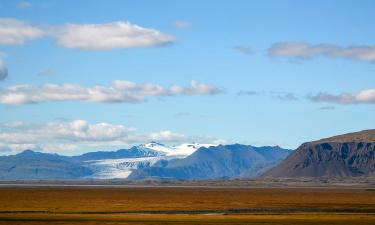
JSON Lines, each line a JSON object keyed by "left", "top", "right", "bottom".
{"left": 0, "top": 186, "right": 374, "bottom": 224}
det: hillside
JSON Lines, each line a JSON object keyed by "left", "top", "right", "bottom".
{"left": 0, "top": 150, "right": 92, "bottom": 180}
{"left": 262, "top": 130, "right": 375, "bottom": 178}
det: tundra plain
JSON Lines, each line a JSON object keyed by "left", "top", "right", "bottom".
{"left": 0, "top": 186, "right": 374, "bottom": 224}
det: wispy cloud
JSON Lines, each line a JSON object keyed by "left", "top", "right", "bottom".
{"left": 37, "top": 69, "right": 55, "bottom": 76}
{"left": 173, "top": 20, "right": 192, "bottom": 28}
{"left": 238, "top": 90, "right": 298, "bottom": 101}
{"left": 233, "top": 46, "right": 253, "bottom": 55}
{"left": 0, "top": 80, "right": 221, "bottom": 105}
{"left": 275, "top": 92, "right": 298, "bottom": 101}
{"left": 319, "top": 106, "right": 335, "bottom": 110}
{"left": 174, "top": 112, "right": 192, "bottom": 117}
{"left": 308, "top": 89, "right": 375, "bottom": 104}
{"left": 0, "top": 59, "right": 8, "bottom": 81}
{"left": 237, "top": 90, "right": 264, "bottom": 96}
{"left": 17, "top": 1, "right": 32, "bottom": 9}
{"left": 0, "top": 120, "right": 223, "bottom": 153}
{"left": 0, "top": 18, "right": 44, "bottom": 45}
{"left": 268, "top": 42, "right": 375, "bottom": 62}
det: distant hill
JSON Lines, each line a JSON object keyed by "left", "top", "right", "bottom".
{"left": 0, "top": 150, "right": 92, "bottom": 180}
{"left": 262, "top": 130, "right": 375, "bottom": 178}
{"left": 128, "top": 144, "right": 292, "bottom": 180}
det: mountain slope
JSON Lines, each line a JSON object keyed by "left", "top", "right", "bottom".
{"left": 262, "top": 130, "right": 375, "bottom": 178}
{"left": 128, "top": 144, "right": 292, "bottom": 180}
{"left": 0, "top": 150, "right": 93, "bottom": 180}
{"left": 71, "top": 146, "right": 165, "bottom": 161}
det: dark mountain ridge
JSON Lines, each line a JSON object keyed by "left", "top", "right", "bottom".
{"left": 262, "top": 130, "right": 375, "bottom": 178}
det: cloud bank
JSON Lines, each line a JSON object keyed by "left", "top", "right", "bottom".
{"left": 0, "top": 120, "right": 223, "bottom": 153}
{"left": 308, "top": 89, "right": 375, "bottom": 104}
{"left": 269, "top": 42, "right": 375, "bottom": 62}
{"left": 0, "top": 80, "right": 221, "bottom": 105}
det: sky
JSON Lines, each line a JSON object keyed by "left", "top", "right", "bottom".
{"left": 0, "top": 0, "right": 374, "bottom": 155}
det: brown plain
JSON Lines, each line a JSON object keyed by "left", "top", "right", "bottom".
{"left": 0, "top": 187, "right": 374, "bottom": 224}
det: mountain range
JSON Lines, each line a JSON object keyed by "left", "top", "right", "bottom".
{"left": 0, "top": 129, "right": 374, "bottom": 180}
{"left": 0, "top": 142, "right": 291, "bottom": 180}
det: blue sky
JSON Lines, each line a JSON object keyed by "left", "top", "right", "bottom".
{"left": 0, "top": 0, "right": 374, "bottom": 154}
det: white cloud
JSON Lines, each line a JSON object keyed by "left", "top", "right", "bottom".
{"left": 0, "top": 80, "right": 221, "bottom": 105}
{"left": 269, "top": 42, "right": 375, "bottom": 62}
{"left": 308, "top": 89, "right": 375, "bottom": 104}
{"left": 0, "top": 59, "right": 7, "bottom": 81}
{"left": 0, "top": 18, "right": 44, "bottom": 45}
{"left": 17, "top": 1, "right": 32, "bottom": 9}
{"left": 53, "top": 21, "right": 175, "bottom": 50}
{"left": 173, "top": 20, "right": 192, "bottom": 28}
{"left": 0, "top": 120, "right": 222, "bottom": 153}
{"left": 0, "top": 18, "right": 175, "bottom": 50}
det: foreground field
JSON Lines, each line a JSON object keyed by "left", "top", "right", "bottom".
{"left": 0, "top": 213, "right": 374, "bottom": 225}
{"left": 0, "top": 186, "right": 374, "bottom": 224}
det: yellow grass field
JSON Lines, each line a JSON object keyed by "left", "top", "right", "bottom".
{"left": 0, "top": 186, "right": 374, "bottom": 224}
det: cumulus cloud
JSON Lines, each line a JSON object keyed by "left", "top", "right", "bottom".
{"left": 53, "top": 21, "right": 175, "bottom": 50}
{"left": 308, "top": 89, "right": 375, "bottom": 104}
{"left": 0, "top": 18, "right": 44, "bottom": 45}
{"left": 0, "top": 18, "right": 175, "bottom": 50}
{"left": 269, "top": 42, "right": 375, "bottom": 62}
{"left": 0, "top": 120, "right": 222, "bottom": 153}
{"left": 233, "top": 46, "right": 253, "bottom": 55}
{"left": 0, "top": 59, "right": 7, "bottom": 81}
{"left": 173, "top": 20, "right": 192, "bottom": 28}
{"left": 0, "top": 80, "right": 221, "bottom": 105}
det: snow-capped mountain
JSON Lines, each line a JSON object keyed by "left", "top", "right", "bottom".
{"left": 129, "top": 145, "right": 292, "bottom": 180}
{"left": 140, "top": 141, "right": 215, "bottom": 156}
{"left": 83, "top": 142, "right": 217, "bottom": 179}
